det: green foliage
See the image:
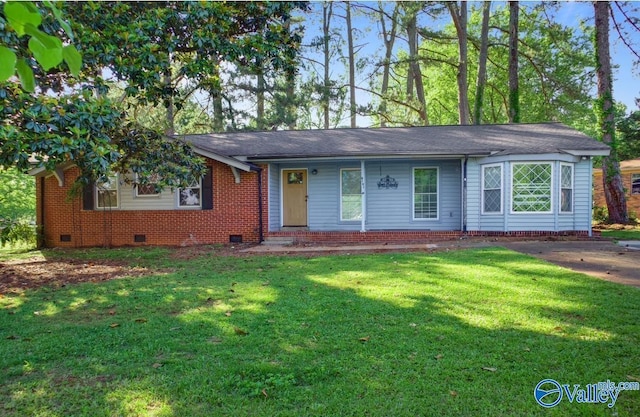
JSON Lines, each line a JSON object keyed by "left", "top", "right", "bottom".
{"left": 0, "top": 167, "right": 35, "bottom": 220}
{"left": 372, "top": 4, "right": 596, "bottom": 127}
{"left": 0, "top": 217, "right": 36, "bottom": 247}
{"left": 617, "top": 110, "right": 640, "bottom": 161}
{"left": 0, "top": 1, "right": 81, "bottom": 91}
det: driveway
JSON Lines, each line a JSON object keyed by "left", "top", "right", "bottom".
{"left": 502, "top": 240, "right": 640, "bottom": 288}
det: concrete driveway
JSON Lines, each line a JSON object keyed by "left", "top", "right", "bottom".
{"left": 502, "top": 240, "right": 640, "bottom": 288}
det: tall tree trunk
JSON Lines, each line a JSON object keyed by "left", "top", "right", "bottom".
{"left": 406, "top": 8, "right": 428, "bottom": 125}
{"left": 474, "top": 1, "right": 491, "bottom": 125}
{"left": 322, "top": 1, "right": 333, "bottom": 130}
{"left": 256, "top": 59, "right": 265, "bottom": 130}
{"left": 284, "top": 18, "right": 297, "bottom": 130}
{"left": 378, "top": 2, "right": 399, "bottom": 127}
{"left": 594, "top": 2, "right": 628, "bottom": 223}
{"left": 448, "top": 1, "right": 470, "bottom": 125}
{"left": 508, "top": 1, "right": 520, "bottom": 123}
{"left": 346, "top": 2, "right": 357, "bottom": 128}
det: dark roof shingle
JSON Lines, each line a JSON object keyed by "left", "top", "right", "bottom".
{"left": 179, "top": 123, "right": 609, "bottom": 160}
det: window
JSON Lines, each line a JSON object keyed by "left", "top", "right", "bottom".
{"left": 341, "top": 169, "right": 362, "bottom": 221}
{"left": 482, "top": 164, "right": 502, "bottom": 214}
{"left": 178, "top": 180, "right": 202, "bottom": 208}
{"left": 96, "top": 175, "right": 118, "bottom": 209}
{"left": 413, "top": 167, "right": 438, "bottom": 219}
{"left": 560, "top": 163, "right": 573, "bottom": 213}
{"left": 511, "top": 163, "right": 552, "bottom": 213}
{"left": 632, "top": 174, "right": 640, "bottom": 195}
{"left": 136, "top": 172, "right": 161, "bottom": 197}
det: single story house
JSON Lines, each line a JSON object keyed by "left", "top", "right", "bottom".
{"left": 593, "top": 157, "right": 640, "bottom": 216}
{"left": 31, "top": 122, "right": 610, "bottom": 247}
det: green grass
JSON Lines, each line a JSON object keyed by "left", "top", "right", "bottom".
{"left": 600, "top": 228, "right": 640, "bottom": 240}
{"left": 1, "top": 246, "right": 639, "bottom": 416}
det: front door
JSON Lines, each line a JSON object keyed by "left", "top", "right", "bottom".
{"left": 282, "top": 169, "right": 308, "bottom": 226}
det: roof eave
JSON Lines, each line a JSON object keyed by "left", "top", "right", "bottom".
{"left": 192, "top": 147, "right": 255, "bottom": 171}
{"left": 561, "top": 149, "right": 610, "bottom": 157}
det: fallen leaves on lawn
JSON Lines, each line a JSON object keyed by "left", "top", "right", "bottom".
{"left": 134, "top": 318, "right": 148, "bottom": 323}
{"left": 152, "top": 363, "right": 163, "bottom": 369}
{"left": 234, "top": 327, "right": 249, "bottom": 336}
{"left": 359, "top": 336, "right": 370, "bottom": 343}
{"left": 482, "top": 367, "right": 497, "bottom": 372}
{"left": 435, "top": 354, "right": 444, "bottom": 360}
{"left": 224, "top": 311, "right": 232, "bottom": 317}
{"left": 450, "top": 390, "right": 458, "bottom": 397}
{"left": 208, "top": 336, "right": 223, "bottom": 344}
{"left": 109, "top": 323, "right": 120, "bottom": 328}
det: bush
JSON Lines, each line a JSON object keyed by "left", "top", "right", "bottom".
{"left": 0, "top": 217, "right": 37, "bottom": 247}
{"left": 592, "top": 206, "right": 609, "bottom": 224}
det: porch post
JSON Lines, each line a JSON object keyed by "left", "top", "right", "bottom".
{"left": 361, "top": 160, "right": 366, "bottom": 232}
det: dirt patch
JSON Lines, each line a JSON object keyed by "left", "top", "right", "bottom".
{"left": 0, "top": 255, "right": 155, "bottom": 295}
{"left": 501, "top": 240, "right": 640, "bottom": 288}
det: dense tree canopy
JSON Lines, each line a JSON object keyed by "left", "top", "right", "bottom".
{"left": 1, "top": 1, "right": 306, "bottom": 189}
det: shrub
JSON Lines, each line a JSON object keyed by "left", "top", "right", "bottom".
{"left": 0, "top": 217, "right": 37, "bottom": 247}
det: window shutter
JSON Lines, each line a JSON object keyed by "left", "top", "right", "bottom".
{"left": 202, "top": 167, "right": 213, "bottom": 210}
{"left": 83, "top": 182, "right": 95, "bottom": 210}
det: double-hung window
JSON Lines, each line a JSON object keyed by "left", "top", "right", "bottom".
{"left": 413, "top": 167, "right": 438, "bottom": 219}
{"left": 632, "top": 174, "right": 640, "bottom": 195}
{"left": 511, "top": 163, "right": 552, "bottom": 213}
{"left": 178, "top": 180, "right": 202, "bottom": 208}
{"left": 560, "top": 163, "right": 573, "bottom": 213}
{"left": 136, "top": 172, "right": 161, "bottom": 197}
{"left": 482, "top": 164, "right": 502, "bottom": 214}
{"left": 96, "top": 175, "right": 119, "bottom": 209}
{"left": 340, "top": 168, "right": 362, "bottom": 221}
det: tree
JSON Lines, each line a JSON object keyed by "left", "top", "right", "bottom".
{"left": 2, "top": 2, "right": 306, "bottom": 191}
{"left": 447, "top": 1, "right": 470, "bottom": 125}
{"left": 404, "top": 2, "right": 428, "bottom": 125}
{"left": 508, "top": 1, "right": 520, "bottom": 123}
{"left": 474, "top": 1, "right": 491, "bottom": 125}
{"left": 594, "top": 1, "right": 628, "bottom": 224}
{"left": 617, "top": 110, "right": 640, "bottom": 161}
{"left": 0, "top": 167, "right": 35, "bottom": 220}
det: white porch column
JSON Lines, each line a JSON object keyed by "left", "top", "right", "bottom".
{"left": 361, "top": 160, "right": 366, "bottom": 232}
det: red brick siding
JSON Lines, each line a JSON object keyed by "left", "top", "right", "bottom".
{"left": 593, "top": 169, "right": 640, "bottom": 215}
{"left": 267, "top": 230, "right": 592, "bottom": 244}
{"left": 37, "top": 161, "right": 268, "bottom": 247}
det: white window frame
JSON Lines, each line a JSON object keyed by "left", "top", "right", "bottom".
{"left": 632, "top": 173, "right": 640, "bottom": 195}
{"left": 481, "top": 163, "right": 503, "bottom": 215}
{"left": 560, "top": 163, "right": 574, "bottom": 213}
{"left": 340, "top": 168, "right": 362, "bottom": 221}
{"left": 176, "top": 178, "right": 203, "bottom": 209}
{"left": 135, "top": 172, "right": 161, "bottom": 198}
{"left": 413, "top": 167, "right": 439, "bottom": 220}
{"left": 510, "top": 162, "right": 553, "bottom": 214}
{"left": 96, "top": 174, "right": 119, "bottom": 209}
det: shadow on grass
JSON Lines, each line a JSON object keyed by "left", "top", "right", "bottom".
{"left": 0, "top": 247, "right": 639, "bottom": 416}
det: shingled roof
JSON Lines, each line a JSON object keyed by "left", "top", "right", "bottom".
{"left": 179, "top": 122, "right": 610, "bottom": 160}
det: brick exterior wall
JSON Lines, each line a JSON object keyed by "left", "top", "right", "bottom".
{"left": 36, "top": 160, "right": 269, "bottom": 248}
{"left": 593, "top": 165, "right": 640, "bottom": 216}
{"left": 267, "top": 230, "right": 592, "bottom": 244}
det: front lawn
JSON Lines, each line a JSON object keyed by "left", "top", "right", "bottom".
{"left": 1, "top": 247, "right": 639, "bottom": 416}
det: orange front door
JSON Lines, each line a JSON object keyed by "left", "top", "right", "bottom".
{"left": 282, "top": 169, "right": 308, "bottom": 226}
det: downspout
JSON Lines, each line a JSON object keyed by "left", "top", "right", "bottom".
{"left": 462, "top": 156, "right": 468, "bottom": 233}
{"left": 360, "top": 160, "right": 366, "bottom": 232}
{"left": 39, "top": 177, "right": 45, "bottom": 248}
{"left": 255, "top": 166, "right": 264, "bottom": 243}
{"left": 587, "top": 156, "right": 593, "bottom": 237}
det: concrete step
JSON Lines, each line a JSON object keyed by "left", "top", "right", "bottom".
{"left": 262, "top": 237, "right": 295, "bottom": 245}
